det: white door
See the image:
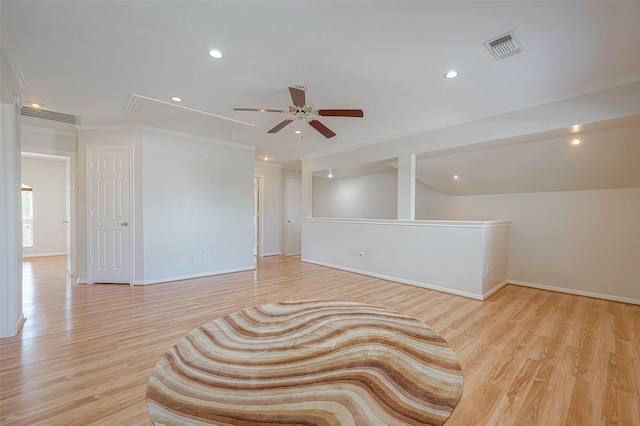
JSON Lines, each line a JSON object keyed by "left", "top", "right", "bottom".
{"left": 89, "top": 148, "right": 132, "bottom": 284}
{"left": 285, "top": 180, "right": 301, "bottom": 256}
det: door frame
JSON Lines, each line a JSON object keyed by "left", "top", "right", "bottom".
{"left": 65, "top": 156, "right": 75, "bottom": 276}
{"left": 20, "top": 148, "right": 78, "bottom": 278}
{"left": 254, "top": 176, "right": 263, "bottom": 257}
{"left": 86, "top": 145, "right": 135, "bottom": 285}
{"left": 285, "top": 179, "right": 301, "bottom": 256}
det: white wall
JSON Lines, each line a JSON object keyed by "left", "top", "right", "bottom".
{"left": 415, "top": 180, "right": 451, "bottom": 219}
{"left": 312, "top": 172, "right": 398, "bottom": 219}
{"left": 302, "top": 82, "right": 640, "bottom": 304}
{"left": 303, "top": 219, "right": 509, "bottom": 299}
{"left": 0, "top": 47, "right": 23, "bottom": 338}
{"left": 21, "top": 126, "right": 77, "bottom": 155}
{"left": 482, "top": 224, "right": 510, "bottom": 294}
{"left": 21, "top": 156, "right": 67, "bottom": 257}
{"left": 416, "top": 187, "right": 640, "bottom": 302}
{"left": 142, "top": 129, "right": 255, "bottom": 282}
{"left": 253, "top": 163, "right": 301, "bottom": 256}
{"left": 77, "top": 125, "right": 256, "bottom": 284}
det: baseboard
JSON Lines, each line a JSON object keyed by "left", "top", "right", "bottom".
{"left": 136, "top": 266, "right": 256, "bottom": 285}
{"left": 16, "top": 314, "right": 26, "bottom": 333}
{"left": 301, "top": 258, "right": 484, "bottom": 300}
{"left": 76, "top": 266, "right": 256, "bottom": 285}
{"left": 509, "top": 280, "right": 640, "bottom": 305}
{"left": 482, "top": 280, "right": 509, "bottom": 300}
{"left": 260, "top": 252, "right": 282, "bottom": 257}
{"left": 23, "top": 252, "right": 67, "bottom": 258}
{"left": 298, "top": 260, "right": 639, "bottom": 305}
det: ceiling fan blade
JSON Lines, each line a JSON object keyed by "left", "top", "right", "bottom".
{"left": 289, "top": 86, "right": 306, "bottom": 107}
{"left": 317, "top": 109, "right": 364, "bottom": 118}
{"left": 308, "top": 119, "right": 336, "bottom": 138}
{"left": 268, "top": 119, "right": 294, "bottom": 133}
{"left": 234, "top": 108, "right": 285, "bottom": 113}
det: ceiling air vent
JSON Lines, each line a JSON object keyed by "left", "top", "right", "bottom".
{"left": 20, "top": 106, "right": 79, "bottom": 125}
{"left": 483, "top": 30, "right": 524, "bottom": 60}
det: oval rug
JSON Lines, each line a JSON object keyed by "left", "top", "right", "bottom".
{"left": 147, "top": 300, "right": 463, "bottom": 425}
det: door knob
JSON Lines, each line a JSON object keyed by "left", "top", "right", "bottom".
{"left": 121, "top": 221, "right": 128, "bottom": 226}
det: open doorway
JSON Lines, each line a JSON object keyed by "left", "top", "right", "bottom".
{"left": 285, "top": 179, "right": 301, "bottom": 257}
{"left": 21, "top": 152, "right": 75, "bottom": 277}
{"left": 254, "top": 176, "right": 263, "bottom": 257}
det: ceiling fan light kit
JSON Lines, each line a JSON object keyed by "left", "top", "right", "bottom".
{"left": 234, "top": 84, "right": 364, "bottom": 139}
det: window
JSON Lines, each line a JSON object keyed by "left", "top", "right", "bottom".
{"left": 21, "top": 184, "right": 33, "bottom": 248}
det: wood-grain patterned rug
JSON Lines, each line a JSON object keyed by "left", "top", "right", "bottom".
{"left": 147, "top": 301, "right": 464, "bottom": 425}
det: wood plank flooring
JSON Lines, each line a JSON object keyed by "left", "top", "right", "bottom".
{"left": 1, "top": 255, "right": 638, "bottom": 425}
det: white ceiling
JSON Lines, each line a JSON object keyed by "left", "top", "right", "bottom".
{"left": 416, "top": 114, "right": 640, "bottom": 195}
{"left": 2, "top": 1, "right": 640, "bottom": 191}
{"left": 312, "top": 113, "right": 640, "bottom": 195}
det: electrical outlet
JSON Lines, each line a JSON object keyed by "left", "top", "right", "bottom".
{"left": 204, "top": 252, "right": 210, "bottom": 260}
{"left": 187, "top": 254, "right": 194, "bottom": 262}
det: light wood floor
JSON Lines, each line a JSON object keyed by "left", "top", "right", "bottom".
{"left": 1, "top": 256, "right": 638, "bottom": 425}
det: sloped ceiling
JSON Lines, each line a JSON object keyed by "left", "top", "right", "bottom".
{"left": 1, "top": 1, "right": 639, "bottom": 194}
{"left": 416, "top": 114, "right": 640, "bottom": 195}
{"left": 312, "top": 158, "right": 398, "bottom": 180}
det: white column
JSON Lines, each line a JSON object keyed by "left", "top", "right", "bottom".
{"left": 397, "top": 154, "right": 416, "bottom": 220}
{"left": 0, "top": 101, "right": 23, "bottom": 338}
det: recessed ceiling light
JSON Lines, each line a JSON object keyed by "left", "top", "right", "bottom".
{"left": 170, "top": 97, "right": 182, "bottom": 102}
{"left": 294, "top": 130, "right": 302, "bottom": 134}
{"left": 263, "top": 156, "right": 270, "bottom": 161}
{"left": 31, "top": 103, "right": 41, "bottom": 108}
{"left": 571, "top": 139, "right": 581, "bottom": 145}
{"left": 208, "top": 49, "right": 223, "bottom": 59}
{"left": 444, "top": 71, "right": 459, "bottom": 79}
{"left": 453, "top": 174, "right": 460, "bottom": 180}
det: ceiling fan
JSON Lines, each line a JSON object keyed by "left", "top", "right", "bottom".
{"left": 233, "top": 84, "right": 364, "bottom": 139}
